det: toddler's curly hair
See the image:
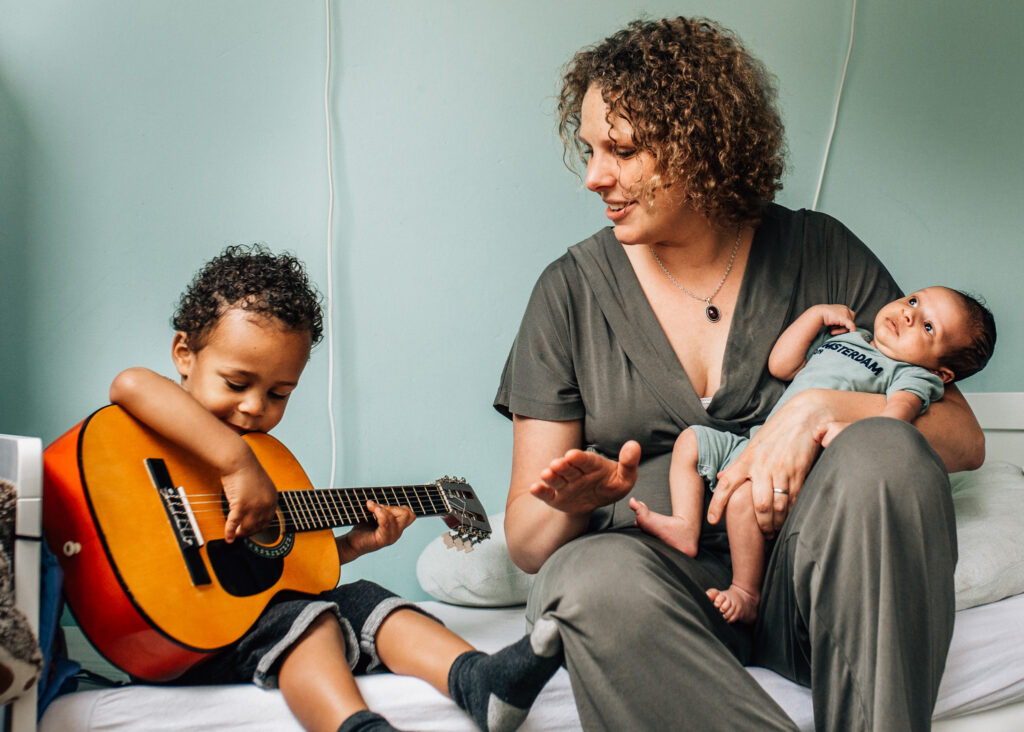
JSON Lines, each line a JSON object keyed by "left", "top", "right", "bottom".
{"left": 173, "top": 244, "right": 324, "bottom": 350}
{"left": 558, "top": 17, "right": 786, "bottom": 225}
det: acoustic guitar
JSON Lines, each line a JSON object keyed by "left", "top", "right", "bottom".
{"left": 42, "top": 404, "right": 491, "bottom": 682}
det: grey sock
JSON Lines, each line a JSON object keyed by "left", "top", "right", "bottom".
{"left": 337, "top": 709, "right": 400, "bottom": 732}
{"left": 447, "top": 619, "right": 563, "bottom": 732}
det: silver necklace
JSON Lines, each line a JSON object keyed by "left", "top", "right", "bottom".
{"left": 648, "top": 228, "right": 742, "bottom": 323}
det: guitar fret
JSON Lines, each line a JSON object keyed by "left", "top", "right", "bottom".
{"left": 362, "top": 487, "right": 374, "bottom": 522}
{"left": 414, "top": 485, "right": 431, "bottom": 515}
{"left": 311, "top": 489, "right": 327, "bottom": 528}
{"left": 428, "top": 486, "right": 445, "bottom": 515}
{"left": 280, "top": 493, "right": 295, "bottom": 531}
{"left": 337, "top": 489, "right": 356, "bottom": 524}
{"left": 326, "top": 489, "right": 345, "bottom": 526}
{"left": 399, "top": 485, "right": 416, "bottom": 516}
{"left": 297, "top": 492, "right": 314, "bottom": 530}
{"left": 298, "top": 492, "right": 313, "bottom": 530}
{"left": 422, "top": 485, "right": 439, "bottom": 515}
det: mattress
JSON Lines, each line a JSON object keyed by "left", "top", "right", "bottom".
{"left": 40, "top": 593, "right": 1024, "bottom": 731}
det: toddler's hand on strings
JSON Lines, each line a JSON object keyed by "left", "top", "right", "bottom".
{"left": 338, "top": 502, "right": 416, "bottom": 563}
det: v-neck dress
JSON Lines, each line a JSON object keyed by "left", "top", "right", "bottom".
{"left": 493, "top": 204, "right": 958, "bottom": 731}
{"left": 495, "top": 204, "right": 900, "bottom": 523}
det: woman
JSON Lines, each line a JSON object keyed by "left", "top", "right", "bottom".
{"left": 494, "top": 17, "right": 982, "bottom": 732}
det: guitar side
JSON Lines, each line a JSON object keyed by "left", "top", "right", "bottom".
{"left": 43, "top": 405, "right": 341, "bottom": 682}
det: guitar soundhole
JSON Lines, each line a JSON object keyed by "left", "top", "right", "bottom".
{"left": 248, "top": 517, "right": 285, "bottom": 548}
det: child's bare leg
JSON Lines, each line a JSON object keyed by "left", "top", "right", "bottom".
{"left": 277, "top": 613, "right": 396, "bottom": 732}
{"left": 375, "top": 607, "right": 472, "bottom": 693}
{"left": 377, "top": 608, "right": 563, "bottom": 732}
{"left": 705, "top": 482, "right": 763, "bottom": 624}
{"left": 630, "top": 429, "right": 703, "bottom": 556}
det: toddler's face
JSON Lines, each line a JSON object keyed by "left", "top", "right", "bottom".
{"left": 872, "top": 287, "right": 969, "bottom": 383}
{"left": 172, "top": 307, "right": 311, "bottom": 434}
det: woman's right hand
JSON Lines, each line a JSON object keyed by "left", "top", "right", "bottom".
{"left": 530, "top": 440, "right": 641, "bottom": 514}
{"left": 507, "top": 417, "right": 640, "bottom": 572}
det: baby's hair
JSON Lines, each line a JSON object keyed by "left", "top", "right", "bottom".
{"left": 173, "top": 243, "right": 324, "bottom": 351}
{"left": 945, "top": 290, "right": 996, "bottom": 382}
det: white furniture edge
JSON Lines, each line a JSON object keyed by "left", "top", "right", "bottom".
{"left": 1, "top": 433, "right": 42, "bottom": 732}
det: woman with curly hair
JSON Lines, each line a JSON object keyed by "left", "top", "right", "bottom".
{"left": 495, "top": 17, "right": 981, "bottom": 731}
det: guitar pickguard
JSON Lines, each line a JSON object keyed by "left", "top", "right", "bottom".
{"left": 206, "top": 538, "right": 290, "bottom": 597}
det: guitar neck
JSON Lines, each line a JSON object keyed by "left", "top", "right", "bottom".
{"left": 279, "top": 485, "right": 448, "bottom": 533}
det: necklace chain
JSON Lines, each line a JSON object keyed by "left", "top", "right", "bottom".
{"left": 648, "top": 228, "right": 741, "bottom": 323}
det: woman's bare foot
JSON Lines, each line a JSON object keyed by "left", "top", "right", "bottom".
{"left": 629, "top": 498, "right": 699, "bottom": 557}
{"left": 706, "top": 585, "right": 759, "bottom": 624}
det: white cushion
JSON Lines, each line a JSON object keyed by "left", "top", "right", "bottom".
{"left": 951, "top": 460, "right": 1024, "bottom": 611}
{"left": 416, "top": 511, "right": 534, "bottom": 607}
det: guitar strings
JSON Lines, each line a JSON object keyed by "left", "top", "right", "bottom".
{"left": 156, "top": 486, "right": 450, "bottom": 528}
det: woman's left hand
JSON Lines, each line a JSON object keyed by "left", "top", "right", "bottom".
{"left": 707, "top": 391, "right": 831, "bottom": 536}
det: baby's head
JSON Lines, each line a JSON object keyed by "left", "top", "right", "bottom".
{"left": 170, "top": 244, "right": 324, "bottom": 434}
{"left": 872, "top": 286, "right": 996, "bottom": 384}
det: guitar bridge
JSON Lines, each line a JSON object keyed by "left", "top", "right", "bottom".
{"left": 145, "top": 458, "right": 212, "bottom": 586}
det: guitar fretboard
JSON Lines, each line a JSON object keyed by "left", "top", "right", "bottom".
{"left": 279, "top": 485, "right": 448, "bottom": 533}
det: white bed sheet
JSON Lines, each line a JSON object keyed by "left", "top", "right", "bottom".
{"left": 40, "top": 594, "right": 1024, "bottom": 731}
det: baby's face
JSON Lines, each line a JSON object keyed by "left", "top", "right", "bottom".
{"left": 872, "top": 287, "right": 970, "bottom": 382}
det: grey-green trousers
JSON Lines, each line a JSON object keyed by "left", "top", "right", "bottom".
{"left": 526, "top": 418, "right": 957, "bottom": 731}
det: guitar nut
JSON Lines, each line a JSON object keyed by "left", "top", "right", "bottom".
{"left": 63, "top": 541, "right": 82, "bottom": 557}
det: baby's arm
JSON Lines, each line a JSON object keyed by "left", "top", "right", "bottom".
{"left": 820, "top": 390, "right": 924, "bottom": 447}
{"left": 109, "top": 367, "right": 277, "bottom": 541}
{"left": 769, "top": 304, "right": 857, "bottom": 381}
{"left": 336, "top": 502, "right": 415, "bottom": 564}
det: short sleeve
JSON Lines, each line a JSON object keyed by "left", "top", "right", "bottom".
{"left": 886, "top": 364, "right": 945, "bottom": 412}
{"left": 494, "top": 257, "right": 585, "bottom": 422}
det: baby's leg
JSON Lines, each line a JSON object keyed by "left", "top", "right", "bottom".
{"left": 706, "top": 482, "right": 764, "bottom": 624}
{"left": 378, "top": 608, "right": 563, "bottom": 732}
{"left": 630, "top": 428, "right": 704, "bottom": 556}
{"left": 277, "top": 613, "right": 399, "bottom": 732}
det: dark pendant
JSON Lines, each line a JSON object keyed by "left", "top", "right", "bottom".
{"left": 705, "top": 304, "right": 721, "bottom": 322}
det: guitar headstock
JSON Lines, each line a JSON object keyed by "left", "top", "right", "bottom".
{"left": 436, "top": 476, "right": 491, "bottom": 552}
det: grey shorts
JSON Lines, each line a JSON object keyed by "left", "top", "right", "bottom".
{"left": 174, "top": 579, "right": 436, "bottom": 689}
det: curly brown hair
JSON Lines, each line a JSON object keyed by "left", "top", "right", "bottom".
{"left": 173, "top": 244, "right": 324, "bottom": 351}
{"left": 558, "top": 17, "right": 786, "bottom": 225}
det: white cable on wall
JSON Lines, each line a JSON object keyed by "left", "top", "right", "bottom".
{"left": 324, "top": 0, "right": 339, "bottom": 489}
{"left": 812, "top": 0, "right": 857, "bottom": 211}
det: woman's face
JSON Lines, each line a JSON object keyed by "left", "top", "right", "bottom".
{"left": 579, "top": 85, "right": 695, "bottom": 246}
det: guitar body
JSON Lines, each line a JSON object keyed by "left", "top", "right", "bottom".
{"left": 43, "top": 405, "right": 340, "bottom": 682}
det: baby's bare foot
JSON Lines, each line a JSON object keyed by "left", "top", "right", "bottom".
{"left": 629, "top": 498, "right": 699, "bottom": 557}
{"left": 706, "top": 585, "right": 759, "bottom": 624}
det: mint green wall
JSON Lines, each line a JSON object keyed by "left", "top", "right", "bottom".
{"left": 1, "top": 1, "right": 1020, "bottom": 600}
